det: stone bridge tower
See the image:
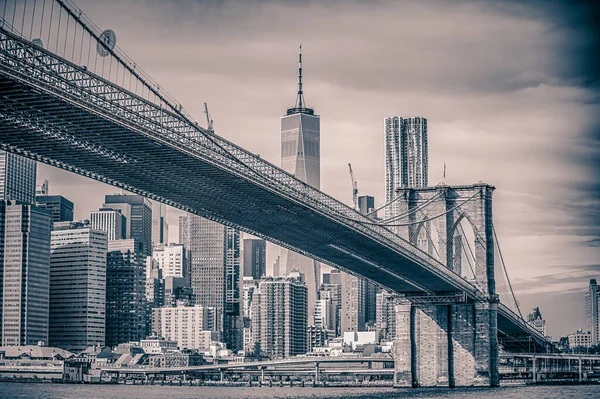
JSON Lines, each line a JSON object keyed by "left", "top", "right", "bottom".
{"left": 391, "top": 183, "right": 499, "bottom": 387}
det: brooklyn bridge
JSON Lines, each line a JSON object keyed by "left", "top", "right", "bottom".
{"left": 0, "top": 0, "right": 549, "bottom": 387}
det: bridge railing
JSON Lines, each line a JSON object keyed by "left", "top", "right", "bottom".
{"left": 0, "top": 2, "right": 485, "bottom": 299}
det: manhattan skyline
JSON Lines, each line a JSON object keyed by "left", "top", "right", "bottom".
{"left": 32, "top": 0, "right": 600, "bottom": 338}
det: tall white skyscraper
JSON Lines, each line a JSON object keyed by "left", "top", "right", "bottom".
{"left": 585, "top": 279, "right": 600, "bottom": 345}
{"left": 280, "top": 46, "right": 321, "bottom": 320}
{"left": 49, "top": 221, "right": 107, "bottom": 352}
{"left": 0, "top": 150, "right": 36, "bottom": 204}
{"left": 384, "top": 116, "right": 428, "bottom": 217}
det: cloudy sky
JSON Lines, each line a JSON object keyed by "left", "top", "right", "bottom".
{"left": 36, "top": 0, "right": 600, "bottom": 338}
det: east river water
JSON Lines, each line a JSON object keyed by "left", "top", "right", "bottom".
{"left": 1, "top": 383, "right": 599, "bottom": 399}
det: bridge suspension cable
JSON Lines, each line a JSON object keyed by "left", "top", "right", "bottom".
{"left": 379, "top": 192, "right": 444, "bottom": 224}
{"left": 374, "top": 191, "right": 480, "bottom": 227}
{"left": 492, "top": 223, "right": 524, "bottom": 321}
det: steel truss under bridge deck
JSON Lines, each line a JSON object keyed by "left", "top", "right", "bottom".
{"left": 0, "top": 27, "right": 545, "bottom": 348}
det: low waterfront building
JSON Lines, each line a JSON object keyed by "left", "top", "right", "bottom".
{"left": 139, "top": 336, "right": 178, "bottom": 354}
{"left": 567, "top": 329, "right": 593, "bottom": 349}
{"left": 0, "top": 345, "right": 74, "bottom": 379}
{"left": 147, "top": 350, "right": 204, "bottom": 368}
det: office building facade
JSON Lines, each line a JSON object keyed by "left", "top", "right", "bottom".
{"left": 0, "top": 150, "right": 36, "bottom": 204}
{"left": 103, "top": 194, "right": 152, "bottom": 255}
{"left": 179, "top": 214, "right": 241, "bottom": 349}
{"left": 105, "top": 239, "right": 148, "bottom": 347}
{"left": 36, "top": 195, "right": 74, "bottom": 224}
{"left": 151, "top": 201, "right": 169, "bottom": 248}
{"left": 585, "top": 279, "right": 600, "bottom": 346}
{"left": 49, "top": 221, "right": 107, "bottom": 352}
{"left": 0, "top": 201, "right": 51, "bottom": 346}
{"left": 340, "top": 271, "right": 366, "bottom": 333}
{"left": 90, "top": 208, "right": 127, "bottom": 241}
{"left": 243, "top": 239, "right": 266, "bottom": 279}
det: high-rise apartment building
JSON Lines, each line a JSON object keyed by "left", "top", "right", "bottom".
{"left": 376, "top": 291, "right": 402, "bottom": 341}
{"left": 279, "top": 46, "right": 321, "bottom": 321}
{"left": 340, "top": 272, "right": 366, "bottom": 333}
{"left": 146, "top": 257, "right": 165, "bottom": 312}
{"left": 0, "top": 201, "right": 51, "bottom": 346}
{"left": 243, "top": 239, "right": 266, "bottom": 279}
{"left": 151, "top": 201, "right": 169, "bottom": 248}
{"left": 105, "top": 239, "right": 148, "bottom": 347}
{"left": 250, "top": 273, "right": 308, "bottom": 359}
{"left": 179, "top": 214, "right": 241, "bottom": 349}
{"left": 49, "top": 221, "right": 107, "bottom": 352}
{"left": 153, "top": 243, "right": 186, "bottom": 279}
{"left": 384, "top": 116, "right": 428, "bottom": 218}
{"left": 36, "top": 195, "right": 74, "bottom": 224}
{"left": 585, "top": 279, "right": 600, "bottom": 346}
{"left": 0, "top": 151, "right": 36, "bottom": 204}
{"left": 319, "top": 284, "right": 341, "bottom": 337}
{"left": 152, "top": 304, "right": 218, "bottom": 350}
{"left": 312, "top": 299, "right": 337, "bottom": 333}
{"left": 90, "top": 208, "right": 127, "bottom": 241}
{"left": 103, "top": 194, "right": 152, "bottom": 256}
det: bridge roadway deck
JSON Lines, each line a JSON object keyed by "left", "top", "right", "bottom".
{"left": 0, "top": 28, "right": 544, "bottom": 346}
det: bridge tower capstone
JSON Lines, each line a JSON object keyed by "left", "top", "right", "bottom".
{"left": 392, "top": 183, "right": 499, "bottom": 387}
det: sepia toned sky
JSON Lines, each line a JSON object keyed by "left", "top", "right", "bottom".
{"left": 37, "top": 0, "right": 600, "bottom": 338}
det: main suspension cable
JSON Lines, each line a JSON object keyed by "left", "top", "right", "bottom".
{"left": 380, "top": 192, "right": 443, "bottom": 224}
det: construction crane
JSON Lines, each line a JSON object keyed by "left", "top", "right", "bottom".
{"left": 348, "top": 163, "right": 358, "bottom": 210}
{"left": 204, "top": 102, "right": 214, "bottom": 134}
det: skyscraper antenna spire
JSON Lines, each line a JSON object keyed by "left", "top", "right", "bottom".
{"left": 286, "top": 44, "right": 314, "bottom": 115}
{"left": 296, "top": 43, "right": 304, "bottom": 109}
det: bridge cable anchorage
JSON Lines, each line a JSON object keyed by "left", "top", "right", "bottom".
{"left": 492, "top": 223, "right": 524, "bottom": 321}
{"left": 379, "top": 191, "right": 444, "bottom": 224}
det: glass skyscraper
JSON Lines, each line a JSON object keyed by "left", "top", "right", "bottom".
{"left": 279, "top": 47, "right": 321, "bottom": 322}
{"left": 103, "top": 194, "right": 153, "bottom": 256}
{"left": 0, "top": 150, "right": 36, "bottom": 204}
{"left": 0, "top": 201, "right": 52, "bottom": 346}
{"left": 50, "top": 221, "right": 107, "bottom": 352}
{"left": 179, "top": 214, "right": 242, "bottom": 350}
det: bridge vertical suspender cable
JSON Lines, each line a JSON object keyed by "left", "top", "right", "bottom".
{"left": 492, "top": 223, "right": 524, "bottom": 321}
